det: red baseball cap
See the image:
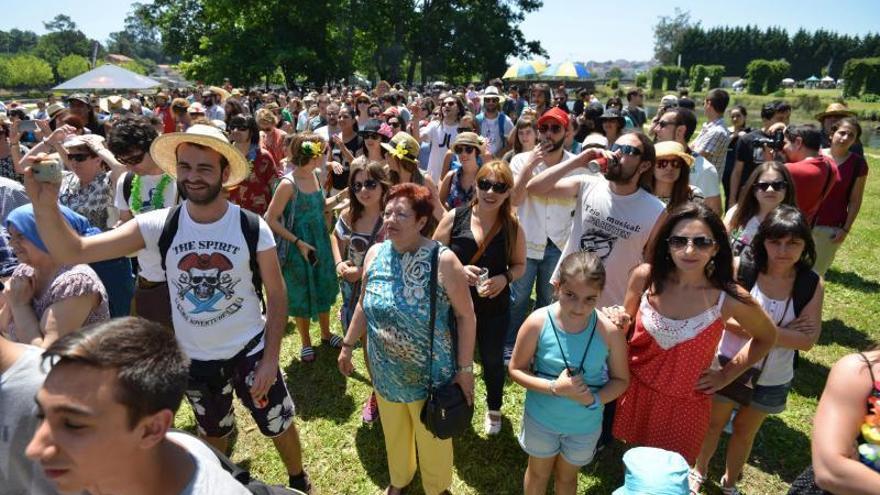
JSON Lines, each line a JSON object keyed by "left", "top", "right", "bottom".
{"left": 537, "top": 107, "right": 570, "bottom": 128}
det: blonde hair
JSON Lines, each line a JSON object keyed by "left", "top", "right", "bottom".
{"left": 255, "top": 108, "right": 276, "bottom": 127}
{"left": 557, "top": 251, "right": 606, "bottom": 290}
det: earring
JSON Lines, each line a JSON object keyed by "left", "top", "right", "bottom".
{"left": 705, "top": 257, "right": 716, "bottom": 278}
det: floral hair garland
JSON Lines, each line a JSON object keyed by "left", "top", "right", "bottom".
{"left": 301, "top": 140, "right": 324, "bottom": 158}
{"left": 388, "top": 141, "right": 414, "bottom": 162}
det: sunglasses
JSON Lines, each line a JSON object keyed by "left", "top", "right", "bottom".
{"left": 368, "top": 111, "right": 380, "bottom": 117}
{"left": 454, "top": 145, "right": 476, "bottom": 154}
{"left": 538, "top": 124, "right": 564, "bottom": 134}
{"left": 353, "top": 179, "right": 379, "bottom": 193}
{"left": 477, "top": 178, "right": 510, "bottom": 193}
{"left": 117, "top": 151, "right": 146, "bottom": 166}
{"left": 363, "top": 132, "right": 381, "bottom": 141}
{"left": 442, "top": 101, "right": 457, "bottom": 107}
{"left": 755, "top": 180, "right": 787, "bottom": 192}
{"left": 655, "top": 120, "right": 676, "bottom": 129}
{"left": 667, "top": 235, "right": 716, "bottom": 250}
{"left": 67, "top": 154, "right": 92, "bottom": 163}
{"left": 610, "top": 143, "right": 642, "bottom": 156}
{"left": 656, "top": 159, "right": 682, "bottom": 170}
{"left": 389, "top": 121, "right": 401, "bottom": 128}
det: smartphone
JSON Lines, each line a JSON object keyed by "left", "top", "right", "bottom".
{"left": 19, "top": 120, "right": 39, "bottom": 132}
{"left": 32, "top": 160, "right": 63, "bottom": 183}
{"left": 307, "top": 250, "right": 318, "bottom": 266}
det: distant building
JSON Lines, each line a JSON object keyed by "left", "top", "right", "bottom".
{"left": 105, "top": 53, "right": 135, "bottom": 65}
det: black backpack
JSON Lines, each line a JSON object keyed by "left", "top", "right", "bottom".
{"left": 157, "top": 204, "right": 265, "bottom": 309}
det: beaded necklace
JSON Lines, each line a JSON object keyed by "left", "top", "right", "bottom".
{"left": 130, "top": 173, "right": 173, "bottom": 214}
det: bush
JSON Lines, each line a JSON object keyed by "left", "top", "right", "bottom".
{"left": 860, "top": 93, "right": 880, "bottom": 103}
{"left": 635, "top": 73, "right": 647, "bottom": 88}
{"left": 772, "top": 88, "right": 786, "bottom": 97}
{"left": 609, "top": 78, "right": 619, "bottom": 90}
{"left": 746, "top": 59, "right": 791, "bottom": 94}
{"left": 0, "top": 54, "right": 54, "bottom": 88}
{"left": 842, "top": 58, "right": 880, "bottom": 97}
{"left": 56, "top": 54, "right": 90, "bottom": 81}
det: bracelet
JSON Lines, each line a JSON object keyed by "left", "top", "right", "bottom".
{"left": 292, "top": 237, "right": 300, "bottom": 246}
{"left": 503, "top": 271, "right": 513, "bottom": 284}
{"left": 549, "top": 379, "right": 558, "bottom": 396}
{"left": 335, "top": 260, "right": 346, "bottom": 268}
{"left": 458, "top": 364, "right": 474, "bottom": 374}
{"left": 341, "top": 340, "right": 355, "bottom": 349}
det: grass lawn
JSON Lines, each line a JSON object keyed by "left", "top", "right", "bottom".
{"left": 174, "top": 150, "right": 880, "bottom": 494}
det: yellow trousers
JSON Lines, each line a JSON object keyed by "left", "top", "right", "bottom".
{"left": 375, "top": 393, "right": 453, "bottom": 494}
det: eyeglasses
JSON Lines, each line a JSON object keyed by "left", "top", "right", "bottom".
{"left": 477, "top": 178, "right": 510, "bottom": 193}
{"left": 363, "top": 132, "right": 381, "bottom": 141}
{"left": 610, "top": 143, "right": 642, "bottom": 156}
{"left": 656, "top": 159, "right": 682, "bottom": 170}
{"left": 368, "top": 111, "right": 380, "bottom": 117}
{"left": 116, "top": 151, "right": 146, "bottom": 166}
{"left": 68, "top": 154, "right": 92, "bottom": 163}
{"left": 754, "top": 180, "right": 787, "bottom": 192}
{"left": 538, "top": 124, "right": 564, "bottom": 134}
{"left": 353, "top": 179, "right": 379, "bottom": 193}
{"left": 454, "top": 145, "right": 476, "bottom": 154}
{"left": 655, "top": 120, "right": 676, "bottom": 129}
{"left": 667, "top": 236, "right": 716, "bottom": 250}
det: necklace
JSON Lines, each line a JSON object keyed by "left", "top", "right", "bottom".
{"left": 131, "top": 173, "right": 173, "bottom": 214}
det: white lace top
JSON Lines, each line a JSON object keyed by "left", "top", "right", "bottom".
{"left": 640, "top": 291, "right": 726, "bottom": 350}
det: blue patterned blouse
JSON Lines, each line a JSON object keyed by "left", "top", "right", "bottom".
{"left": 363, "top": 240, "right": 455, "bottom": 402}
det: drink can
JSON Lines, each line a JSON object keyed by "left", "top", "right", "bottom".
{"left": 588, "top": 157, "right": 610, "bottom": 174}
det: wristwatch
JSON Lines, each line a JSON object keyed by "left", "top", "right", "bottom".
{"left": 459, "top": 364, "right": 474, "bottom": 374}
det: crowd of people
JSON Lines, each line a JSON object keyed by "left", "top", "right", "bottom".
{"left": 0, "top": 77, "right": 874, "bottom": 495}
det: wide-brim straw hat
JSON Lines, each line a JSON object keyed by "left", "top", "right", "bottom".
{"left": 654, "top": 141, "right": 695, "bottom": 167}
{"left": 814, "top": 102, "right": 856, "bottom": 121}
{"left": 453, "top": 132, "right": 483, "bottom": 148}
{"left": 150, "top": 124, "right": 251, "bottom": 188}
{"left": 99, "top": 95, "right": 131, "bottom": 113}
{"left": 381, "top": 131, "right": 420, "bottom": 163}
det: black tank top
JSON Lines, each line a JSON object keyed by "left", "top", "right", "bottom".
{"left": 449, "top": 206, "right": 510, "bottom": 315}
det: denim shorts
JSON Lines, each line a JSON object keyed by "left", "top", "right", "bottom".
{"left": 714, "top": 381, "right": 792, "bottom": 414}
{"left": 518, "top": 412, "right": 601, "bottom": 467}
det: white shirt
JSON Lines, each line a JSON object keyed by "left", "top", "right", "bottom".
{"left": 115, "top": 172, "right": 178, "bottom": 282}
{"left": 478, "top": 113, "right": 513, "bottom": 156}
{"left": 204, "top": 104, "right": 226, "bottom": 122}
{"left": 689, "top": 155, "right": 721, "bottom": 198}
{"left": 420, "top": 120, "right": 459, "bottom": 183}
{"left": 509, "top": 150, "right": 578, "bottom": 260}
{"left": 138, "top": 202, "right": 275, "bottom": 360}
{"left": 556, "top": 176, "right": 666, "bottom": 308}
{"left": 168, "top": 431, "right": 250, "bottom": 495}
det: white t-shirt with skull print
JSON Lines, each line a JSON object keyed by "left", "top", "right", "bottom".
{"left": 137, "top": 202, "right": 275, "bottom": 360}
{"left": 554, "top": 176, "right": 665, "bottom": 309}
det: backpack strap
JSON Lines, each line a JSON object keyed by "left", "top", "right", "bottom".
{"left": 158, "top": 204, "right": 183, "bottom": 272}
{"left": 239, "top": 207, "right": 264, "bottom": 310}
{"left": 122, "top": 172, "right": 135, "bottom": 205}
{"left": 792, "top": 267, "right": 820, "bottom": 317}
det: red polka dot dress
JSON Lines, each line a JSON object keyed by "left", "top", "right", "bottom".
{"left": 613, "top": 291, "right": 726, "bottom": 464}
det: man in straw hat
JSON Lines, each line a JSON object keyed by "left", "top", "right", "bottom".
{"left": 475, "top": 85, "right": 513, "bottom": 158}
{"left": 816, "top": 102, "right": 863, "bottom": 155}
{"left": 22, "top": 124, "right": 313, "bottom": 493}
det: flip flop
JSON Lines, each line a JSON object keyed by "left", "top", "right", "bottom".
{"left": 322, "top": 334, "right": 344, "bottom": 349}
{"left": 300, "top": 346, "right": 316, "bottom": 363}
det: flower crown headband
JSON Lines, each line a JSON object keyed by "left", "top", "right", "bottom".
{"left": 301, "top": 140, "right": 324, "bottom": 158}
{"left": 388, "top": 141, "right": 416, "bottom": 163}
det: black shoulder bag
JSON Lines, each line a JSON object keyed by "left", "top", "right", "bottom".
{"left": 420, "top": 242, "right": 474, "bottom": 439}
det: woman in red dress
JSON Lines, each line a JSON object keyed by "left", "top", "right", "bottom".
{"left": 606, "top": 202, "right": 777, "bottom": 465}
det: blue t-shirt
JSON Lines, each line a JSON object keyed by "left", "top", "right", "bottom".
{"left": 525, "top": 305, "right": 608, "bottom": 434}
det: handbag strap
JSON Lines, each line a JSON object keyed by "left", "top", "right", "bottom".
{"left": 468, "top": 214, "right": 502, "bottom": 265}
{"left": 427, "top": 242, "right": 440, "bottom": 390}
{"left": 547, "top": 308, "right": 597, "bottom": 375}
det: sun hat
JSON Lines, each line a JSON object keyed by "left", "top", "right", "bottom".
{"left": 359, "top": 118, "right": 392, "bottom": 140}
{"left": 66, "top": 93, "right": 90, "bottom": 106}
{"left": 99, "top": 95, "right": 131, "bottom": 114}
{"left": 46, "top": 103, "right": 67, "bottom": 120}
{"left": 171, "top": 98, "right": 190, "bottom": 112}
{"left": 62, "top": 134, "right": 106, "bottom": 154}
{"left": 815, "top": 102, "right": 856, "bottom": 121}
{"left": 660, "top": 94, "right": 678, "bottom": 108}
{"left": 381, "top": 131, "right": 420, "bottom": 163}
{"left": 453, "top": 132, "right": 484, "bottom": 148}
{"left": 654, "top": 141, "right": 695, "bottom": 167}
{"left": 481, "top": 85, "right": 505, "bottom": 103}
{"left": 150, "top": 124, "right": 251, "bottom": 188}
{"left": 187, "top": 102, "right": 206, "bottom": 115}
{"left": 537, "top": 107, "right": 570, "bottom": 129}
{"left": 612, "top": 447, "right": 690, "bottom": 495}
{"left": 599, "top": 107, "right": 626, "bottom": 128}
{"left": 582, "top": 133, "right": 609, "bottom": 149}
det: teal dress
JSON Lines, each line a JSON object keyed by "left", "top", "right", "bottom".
{"left": 281, "top": 177, "right": 338, "bottom": 319}
{"left": 363, "top": 241, "right": 455, "bottom": 403}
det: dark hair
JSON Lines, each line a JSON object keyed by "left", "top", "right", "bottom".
{"left": 557, "top": 251, "right": 606, "bottom": 289}
{"left": 42, "top": 317, "right": 190, "bottom": 429}
{"left": 228, "top": 114, "right": 260, "bottom": 147}
{"left": 626, "top": 88, "right": 643, "bottom": 101}
{"left": 706, "top": 88, "right": 730, "bottom": 113}
{"left": 751, "top": 205, "right": 816, "bottom": 273}
{"left": 606, "top": 96, "right": 623, "bottom": 110}
{"left": 831, "top": 116, "right": 862, "bottom": 140}
{"left": 348, "top": 161, "right": 391, "bottom": 225}
{"left": 223, "top": 99, "right": 246, "bottom": 126}
{"left": 647, "top": 202, "right": 748, "bottom": 303}
{"left": 387, "top": 183, "right": 436, "bottom": 236}
{"left": 671, "top": 107, "right": 698, "bottom": 142}
{"left": 729, "top": 161, "right": 797, "bottom": 230}
{"left": 760, "top": 102, "right": 778, "bottom": 121}
{"left": 774, "top": 101, "right": 792, "bottom": 115}
{"left": 107, "top": 115, "right": 158, "bottom": 155}
{"left": 784, "top": 124, "right": 822, "bottom": 151}
{"left": 531, "top": 83, "right": 552, "bottom": 106}
{"left": 642, "top": 155, "right": 691, "bottom": 210}
{"left": 623, "top": 130, "right": 656, "bottom": 166}
{"left": 731, "top": 105, "right": 747, "bottom": 117}
{"left": 512, "top": 116, "right": 537, "bottom": 154}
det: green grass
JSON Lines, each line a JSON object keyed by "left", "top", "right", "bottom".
{"left": 174, "top": 150, "right": 880, "bottom": 494}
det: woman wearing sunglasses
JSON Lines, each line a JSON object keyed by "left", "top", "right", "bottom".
{"left": 642, "top": 141, "right": 703, "bottom": 210}
{"left": 332, "top": 160, "right": 391, "bottom": 423}
{"left": 724, "top": 161, "right": 797, "bottom": 259}
{"left": 352, "top": 118, "right": 392, "bottom": 169}
{"left": 439, "top": 132, "right": 484, "bottom": 209}
{"left": 606, "top": 202, "right": 776, "bottom": 466}
{"left": 226, "top": 114, "right": 281, "bottom": 216}
{"left": 434, "top": 160, "right": 526, "bottom": 435}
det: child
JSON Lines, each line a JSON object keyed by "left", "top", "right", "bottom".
{"left": 265, "top": 132, "right": 340, "bottom": 363}
{"left": 509, "top": 252, "right": 630, "bottom": 495}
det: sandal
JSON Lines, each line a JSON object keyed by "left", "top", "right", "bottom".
{"left": 300, "top": 346, "right": 316, "bottom": 363}
{"left": 688, "top": 469, "right": 706, "bottom": 494}
{"left": 322, "top": 334, "right": 344, "bottom": 349}
{"left": 719, "top": 476, "right": 741, "bottom": 495}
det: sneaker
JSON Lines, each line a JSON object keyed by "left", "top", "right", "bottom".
{"left": 362, "top": 392, "right": 380, "bottom": 423}
{"left": 484, "top": 411, "right": 502, "bottom": 436}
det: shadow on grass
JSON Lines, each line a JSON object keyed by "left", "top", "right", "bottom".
{"left": 791, "top": 356, "right": 830, "bottom": 399}
{"left": 819, "top": 318, "right": 879, "bottom": 351}
{"left": 354, "top": 421, "right": 390, "bottom": 489}
{"left": 283, "top": 343, "right": 356, "bottom": 423}
{"left": 825, "top": 269, "right": 880, "bottom": 293}
{"left": 453, "top": 416, "right": 526, "bottom": 493}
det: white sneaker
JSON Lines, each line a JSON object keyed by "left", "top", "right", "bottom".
{"left": 484, "top": 411, "right": 502, "bottom": 436}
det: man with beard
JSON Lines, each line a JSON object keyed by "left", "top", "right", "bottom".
{"left": 506, "top": 107, "right": 579, "bottom": 361}
{"left": 22, "top": 124, "right": 313, "bottom": 493}
{"left": 201, "top": 90, "right": 226, "bottom": 122}
{"left": 475, "top": 86, "right": 514, "bottom": 158}
{"left": 65, "top": 94, "right": 104, "bottom": 137}
{"left": 413, "top": 94, "right": 463, "bottom": 183}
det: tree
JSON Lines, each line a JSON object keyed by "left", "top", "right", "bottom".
{"left": 43, "top": 14, "right": 77, "bottom": 33}
{"left": 606, "top": 67, "right": 623, "bottom": 79}
{"left": 0, "top": 54, "right": 54, "bottom": 88}
{"left": 107, "top": 4, "right": 171, "bottom": 63}
{"left": 56, "top": 54, "right": 90, "bottom": 80}
{"left": 32, "top": 15, "right": 95, "bottom": 69}
{"left": 653, "top": 8, "right": 696, "bottom": 65}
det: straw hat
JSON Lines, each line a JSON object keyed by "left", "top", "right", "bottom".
{"left": 480, "top": 85, "right": 505, "bottom": 103}
{"left": 453, "top": 132, "right": 484, "bottom": 148}
{"left": 150, "top": 124, "right": 251, "bottom": 188}
{"left": 814, "top": 102, "right": 856, "bottom": 121}
{"left": 46, "top": 103, "right": 67, "bottom": 120}
{"left": 381, "top": 132, "right": 420, "bottom": 163}
{"left": 99, "top": 95, "right": 131, "bottom": 114}
{"left": 654, "top": 141, "right": 695, "bottom": 167}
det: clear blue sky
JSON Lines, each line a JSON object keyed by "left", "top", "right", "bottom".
{"left": 2, "top": 0, "right": 878, "bottom": 62}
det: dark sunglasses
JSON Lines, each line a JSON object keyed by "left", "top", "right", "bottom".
{"left": 477, "top": 178, "right": 510, "bottom": 193}
{"left": 368, "top": 111, "right": 380, "bottom": 117}
{"left": 538, "top": 124, "right": 564, "bottom": 134}
{"left": 67, "top": 154, "right": 92, "bottom": 163}
{"left": 454, "top": 145, "right": 476, "bottom": 154}
{"left": 655, "top": 120, "right": 676, "bottom": 129}
{"left": 456, "top": 127, "right": 473, "bottom": 133}
{"left": 754, "top": 180, "right": 787, "bottom": 192}
{"left": 667, "top": 235, "right": 716, "bottom": 250}
{"left": 610, "top": 143, "right": 642, "bottom": 156}
{"left": 442, "top": 101, "right": 457, "bottom": 107}
{"left": 388, "top": 121, "right": 401, "bottom": 128}
{"left": 656, "top": 159, "right": 682, "bottom": 170}
{"left": 352, "top": 179, "right": 379, "bottom": 193}
{"left": 116, "top": 151, "right": 146, "bottom": 166}
{"left": 363, "top": 132, "right": 381, "bottom": 141}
